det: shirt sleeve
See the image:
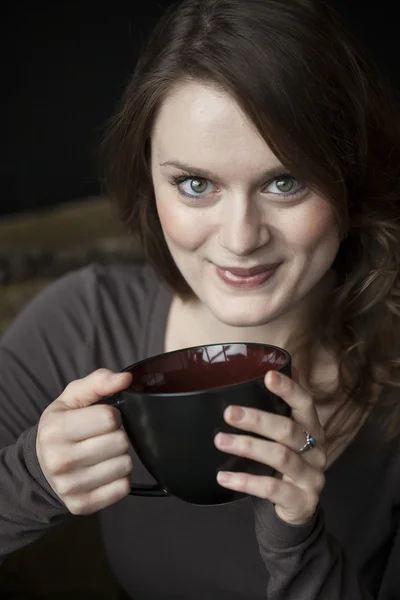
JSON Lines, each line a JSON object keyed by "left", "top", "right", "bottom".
{"left": 0, "top": 267, "right": 96, "bottom": 560}
{"left": 252, "top": 499, "right": 400, "bottom": 600}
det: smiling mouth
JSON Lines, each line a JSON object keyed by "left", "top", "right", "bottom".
{"left": 215, "top": 263, "right": 281, "bottom": 289}
{"left": 216, "top": 263, "right": 281, "bottom": 277}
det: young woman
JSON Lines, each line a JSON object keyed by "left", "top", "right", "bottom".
{"left": 1, "top": 1, "right": 399, "bottom": 598}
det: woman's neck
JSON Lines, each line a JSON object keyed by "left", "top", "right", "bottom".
{"left": 168, "top": 268, "right": 336, "bottom": 355}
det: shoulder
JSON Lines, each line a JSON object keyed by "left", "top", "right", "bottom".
{"left": 92, "top": 260, "right": 162, "bottom": 301}
{"left": 0, "top": 260, "right": 165, "bottom": 349}
{"left": 89, "top": 260, "right": 168, "bottom": 324}
{"left": 4, "top": 260, "right": 160, "bottom": 322}
{"left": 0, "top": 260, "right": 168, "bottom": 391}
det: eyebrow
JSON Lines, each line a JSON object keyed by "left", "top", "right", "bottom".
{"left": 160, "top": 160, "right": 215, "bottom": 179}
{"left": 159, "top": 160, "right": 288, "bottom": 183}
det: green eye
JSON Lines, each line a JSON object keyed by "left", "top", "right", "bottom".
{"left": 189, "top": 178, "right": 208, "bottom": 194}
{"left": 172, "top": 175, "right": 214, "bottom": 199}
{"left": 275, "top": 177, "right": 295, "bottom": 193}
{"left": 265, "top": 175, "right": 305, "bottom": 197}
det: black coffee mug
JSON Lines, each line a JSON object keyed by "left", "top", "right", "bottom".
{"left": 98, "top": 342, "right": 291, "bottom": 505}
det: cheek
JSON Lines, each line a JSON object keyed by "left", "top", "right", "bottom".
{"left": 155, "top": 191, "right": 211, "bottom": 251}
{"left": 282, "top": 199, "right": 339, "bottom": 252}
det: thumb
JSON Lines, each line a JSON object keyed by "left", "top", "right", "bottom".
{"left": 56, "top": 368, "right": 133, "bottom": 410}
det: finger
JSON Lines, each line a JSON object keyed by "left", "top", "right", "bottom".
{"left": 64, "top": 429, "right": 131, "bottom": 468}
{"left": 264, "top": 370, "right": 322, "bottom": 435}
{"left": 56, "top": 369, "right": 132, "bottom": 410}
{"left": 217, "top": 471, "right": 317, "bottom": 524}
{"left": 55, "top": 454, "right": 133, "bottom": 497}
{"left": 217, "top": 470, "right": 308, "bottom": 508}
{"left": 223, "top": 406, "right": 310, "bottom": 453}
{"left": 66, "top": 478, "right": 131, "bottom": 516}
{"left": 53, "top": 404, "right": 123, "bottom": 442}
{"left": 214, "top": 433, "right": 324, "bottom": 486}
{"left": 74, "top": 429, "right": 131, "bottom": 467}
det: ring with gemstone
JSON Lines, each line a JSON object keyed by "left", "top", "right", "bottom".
{"left": 298, "top": 430, "right": 317, "bottom": 453}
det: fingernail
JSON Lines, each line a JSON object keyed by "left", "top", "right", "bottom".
{"left": 217, "top": 471, "right": 233, "bottom": 484}
{"left": 268, "top": 370, "right": 282, "bottom": 385}
{"left": 216, "top": 432, "right": 234, "bottom": 446}
{"left": 227, "top": 405, "right": 245, "bottom": 421}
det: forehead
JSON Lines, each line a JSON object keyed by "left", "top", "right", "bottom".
{"left": 151, "top": 81, "right": 279, "bottom": 169}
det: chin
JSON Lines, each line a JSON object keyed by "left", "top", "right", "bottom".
{"left": 210, "top": 304, "right": 278, "bottom": 329}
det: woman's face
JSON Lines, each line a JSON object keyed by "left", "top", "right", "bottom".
{"left": 151, "top": 81, "right": 340, "bottom": 328}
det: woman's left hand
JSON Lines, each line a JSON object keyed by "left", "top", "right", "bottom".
{"left": 214, "top": 369, "right": 327, "bottom": 525}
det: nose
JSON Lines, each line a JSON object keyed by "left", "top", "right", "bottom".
{"left": 219, "top": 195, "right": 270, "bottom": 256}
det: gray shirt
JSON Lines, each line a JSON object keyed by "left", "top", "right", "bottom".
{"left": 0, "top": 262, "right": 399, "bottom": 599}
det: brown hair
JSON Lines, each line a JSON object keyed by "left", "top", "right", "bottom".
{"left": 101, "top": 0, "right": 400, "bottom": 449}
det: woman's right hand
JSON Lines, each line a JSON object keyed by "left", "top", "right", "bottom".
{"left": 36, "top": 368, "right": 133, "bottom": 515}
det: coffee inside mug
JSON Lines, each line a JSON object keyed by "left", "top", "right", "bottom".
{"left": 127, "top": 343, "right": 289, "bottom": 394}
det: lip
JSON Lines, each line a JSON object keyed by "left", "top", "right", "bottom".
{"left": 216, "top": 263, "right": 281, "bottom": 277}
{"left": 215, "top": 262, "right": 282, "bottom": 289}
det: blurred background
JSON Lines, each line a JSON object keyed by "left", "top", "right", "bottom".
{"left": 1, "top": 0, "right": 399, "bottom": 598}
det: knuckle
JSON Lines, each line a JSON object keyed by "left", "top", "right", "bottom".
{"left": 275, "top": 444, "right": 291, "bottom": 467}
{"left": 241, "top": 436, "right": 253, "bottom": 453}
{"left": 45, "top": 450, "right": 70, "bottom": 475}
{"left": 93, "top": 368, "right": 114, "bottom": 384}
{"left": 116, "top": 430, "right": 130, "bottom": 453}
{"left": 314, "top": 472, "right": 326, "bottom": 493}
{"left": 265, "top": 476, "right": 280, "bottom": 497}
{"left": 38, "top": 413, "right": 63, "bottom": 444}
{"left": 303, "top": 397, "right": 314, "bottom": 411}
{"left": 37, "top": 422, "right": 54, "bottom": 447}
{"left": 101, "top": 405, "right": 121, "bottom": 431}
{"left": 120, "top": 455, "right": 133, "bottom": 476}
{"left": 66, "top": 496, "right": 88, "bottom": 516}
{"left": 55, "top": 476, "right": 75, "bottom": 497}
{"left": 235, "top": 472, "right": 249, "bottom": 490}
{"left": 118, "top": 477, "right": 131, "bottom": 498}
{"left": 63, "top": 378, "right": 81, "bottom": 397}
{"left": 63, "top": 381, "right": 75, "bottom": 395}
{"left": 125, "top": 455, "right": 134, "bottom": 473}
{"left": 280, "top": 419, "right": 297, "bottom": 442}
{"left": 249, "top": 408, "right": 260, "bottom": 427}
{"left": 106, "top": 478, "right": 131, "bottom": 505}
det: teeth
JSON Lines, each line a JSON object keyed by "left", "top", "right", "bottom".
{"left": 224, "top": 270, "right": 260, "bottom": 281}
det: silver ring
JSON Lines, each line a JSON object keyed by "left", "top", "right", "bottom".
{"left": 299, "top": 430, "right": 317, "bottom": 454}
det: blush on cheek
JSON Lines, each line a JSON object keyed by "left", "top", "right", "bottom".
{"left": 285, "top": 198, "right": 338, "bottom": 248}
{"left": 155, "top": 198, "right": 209, "bottom": 251}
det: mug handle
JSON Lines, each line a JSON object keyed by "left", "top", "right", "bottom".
{"left": 96, "top": 393, "right": 169, "bottom": 498}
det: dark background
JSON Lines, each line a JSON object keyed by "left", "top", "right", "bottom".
{"left": 3, "top": 0, "right": 399, "bottom": 217}
{"left": 0, "top": 3, "right": 399, "bottom": 597}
